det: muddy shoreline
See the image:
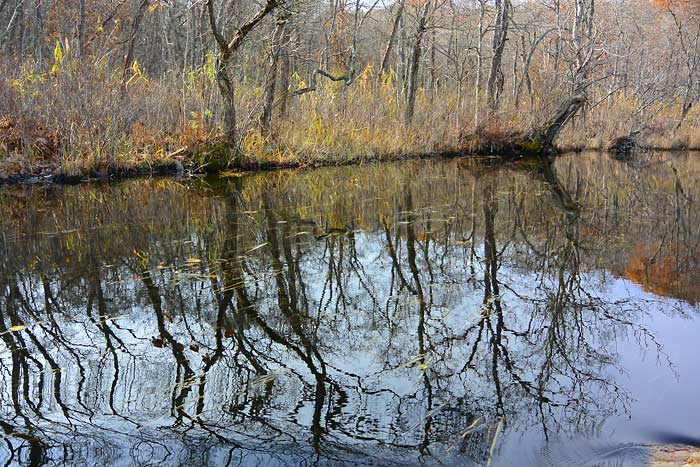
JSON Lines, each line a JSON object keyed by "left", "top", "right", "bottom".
{"left": 3, "top": 142, "right": 698, "bottom": 187}
{"left": 0, "top": 145, "right": 565, "bottom": 186}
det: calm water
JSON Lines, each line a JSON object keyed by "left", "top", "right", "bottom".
{"left": 1, "top": 153, "right": 699, "bottom": 466}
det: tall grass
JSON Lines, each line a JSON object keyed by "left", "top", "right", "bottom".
{"left": 2, "top": 49, "right": 700, "bottom": 178}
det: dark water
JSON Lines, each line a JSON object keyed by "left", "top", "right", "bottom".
{"left": 1, "top": 153, "right": 699, "bottom": 466}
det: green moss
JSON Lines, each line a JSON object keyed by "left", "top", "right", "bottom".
{"left": 520, "top": 140, "right": 544, "bottom": 154}
{"left": 190, "top": 143, "right": 238, "bottom": 171}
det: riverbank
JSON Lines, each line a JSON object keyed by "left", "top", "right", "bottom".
{"left": 0, "top": 146, "right": 490, "bottom": 185}
{"left": 0, "top": 126, "right": 551, "bottom": 185}
{"left": 3, "top": 132, "right": 699, "bottom": 186}
{"left": 649, "top": 445, "right": 700, "bottom": 466}
{"left": 4, "top": 56, "right": 700, "bottom": 186}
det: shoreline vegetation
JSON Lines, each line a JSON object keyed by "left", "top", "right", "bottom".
{"left": 2, "top": 0, "right": 700, "bottom": 184}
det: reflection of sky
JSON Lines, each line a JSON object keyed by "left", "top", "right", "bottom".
{"left": 614, "top": 287, "right": 700, "bottom": 440}
{"left": 496, "top": 279, "right": 700, "bottom": 467}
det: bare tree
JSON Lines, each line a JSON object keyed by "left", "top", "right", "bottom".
{"left": 260, "top": 6, "right": 291, "bottom": 135}
{"left": 405, "top": 0, "right": 432, "bottom": 124}
{"left": 206, "top": 0, "right": 278, "bottom": 152}
{"left": 486, "top": 0, "right": 510, "bottom": 118}
{"left": 378, "top": 0, "right": 405, "bottom": 78}
{"left": 121, "top": 0, "right": 151, "bottom": 94}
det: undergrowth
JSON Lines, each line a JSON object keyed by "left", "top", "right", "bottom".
{"left": 1, "top": 47, "right": 700, "bottom": 180}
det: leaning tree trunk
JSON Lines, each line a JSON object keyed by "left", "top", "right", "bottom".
{"left": 379, "top": 0, "right": 404, "bottom": 79}
{"left": 534, "top": 95, "right": 586, "bottom": 147}
{"left": 527, "top": 0, "right": 592, "bottom": 150}
{"left": 462, "top": 94, "right": 585, "bottom": 156}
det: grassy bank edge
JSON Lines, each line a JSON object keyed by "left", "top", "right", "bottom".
{"left": 0, "top": 139, "right": 692, "bottom": 186}
{"left": 0, "top": 141, "right": 552, "bottom": 186}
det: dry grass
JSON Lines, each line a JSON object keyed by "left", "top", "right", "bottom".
{"left": 2, "top": 54, "right": 700, "bottom": 180}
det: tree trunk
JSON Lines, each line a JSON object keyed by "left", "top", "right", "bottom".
{"left": 405, "top": 0, "right": 431, "bottom": 124}
{"left": 535, "top": 95, "right": 585, "bottom": 147}
{"left": 260, "top": 14, "right": 288, "bottom": 135}
{"left": 78, "top": 0, "right": 86, "bottom": 57}
{"left": 278, "top": 18, "right": 292, "bottom": 116}
{"left": 486, "top": 0, "right": 510, "bottom": 117}
{"left": 474, "top": 0, "right": 486, "bottom": 127}
{"left": 430, "top": 27, "right": 437, "bottom": 97}
{"left": 379, "top": 0, "right": 404, "bottom": 79}
{"left": 206, "top": 0, "right": 278, "bottom": 152}
{"left": 0, "top": 0, "right": 24, "bottom": 50}
{"left": 121, "top": 0, "right": 150, "bottom": 94}
{"left": 215, "top": 56, "right": 237, "bottom": 145}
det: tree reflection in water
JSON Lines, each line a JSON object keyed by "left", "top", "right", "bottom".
{"left": 0, "top": 153, "right": 697, "bottom": 466}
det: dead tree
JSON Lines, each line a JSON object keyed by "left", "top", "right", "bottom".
{"left": 534, "top": 95, "right": 586, "bottom": 147}
{"left": 531, "top": 0, "right": 596, "bottom": 149}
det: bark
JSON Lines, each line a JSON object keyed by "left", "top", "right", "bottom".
{"left": 34, "top": 0, "right": 45, "bottom": 61}
{"left": 430, "top": 27, "right": 437, "bottom": 95}
{"left": 514, "top": 28, "right": 556, "bottom": 108}
{"left": 120, "top": 0, "right": 150, "bottom": 94}
{"left": 536, "top": 95, "right": 585, "bottom": 147}
{"left": 206, "top": 0, "right": 278, "bottom": 149}
{"left": 0, "top": 0, "right": 24, "bottom": 50}
{"left": 260, "top": 13, "right": 289, "bottom": 135}
{"left": 215, "top": 59, "right": 237, "bottom": 146}
{"left": 474, "top": 0, "right": 486, "bottom": 126}
{"left": 17, "top": 0, "right": 24, "bottom": 55}
{"left": 378, "top": 0, "right": 404, "bottom": 79}
{"left": 405, "top": 0, "right": 431, "bottom": 124}
{"left": 78, "top": 0, "right": 86, "bottom": 57}
{"left": 677, "top": 102, "right": 693, "bottom": 130}
{"left": 486, "top": 0, "right": 510, "bottom": 116}
{"left": 290, "top": 65, "right": 355, "bottom": 96}
{"left": 278, "top": 18, "right": 292, "bottom": 116}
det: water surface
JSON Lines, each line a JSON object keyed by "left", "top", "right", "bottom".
{"left": 1, "top": 153, "right": 699, "bottom": 466}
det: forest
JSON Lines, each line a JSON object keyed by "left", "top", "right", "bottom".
{"left": 0, "top": 0, "right": 698, "bottom": 179}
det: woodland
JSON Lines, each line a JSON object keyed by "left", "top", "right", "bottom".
{"left": 0, "top": 0, "right": 699, "bottom": 179}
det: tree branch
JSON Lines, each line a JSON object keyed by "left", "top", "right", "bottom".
{"left": 228, "top": 0, "right": 278, "bottom": 53}
{"left": 290, "top": 49, "right": 356, "bottom": 96}
{"left": 206, "top": 0, "right": 228, "bottom": 54}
